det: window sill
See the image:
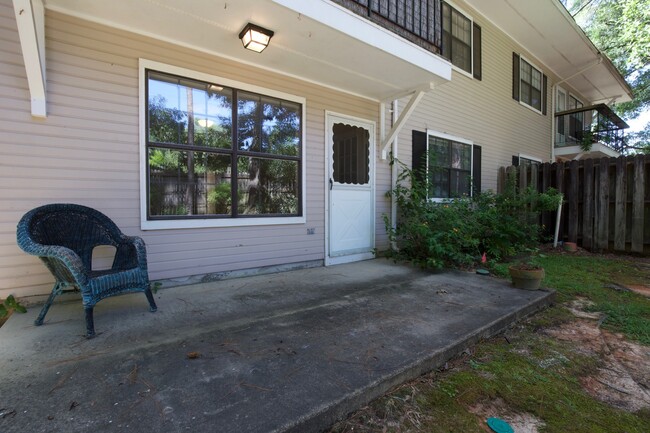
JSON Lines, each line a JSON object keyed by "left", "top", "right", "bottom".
{"left": 141, "top": 216, "right": 306, "bottom": 231}
{"left": 519, "top": 100, "right": 543, "bottom": 115}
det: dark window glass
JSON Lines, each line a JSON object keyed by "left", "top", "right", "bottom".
{"left": 146, "top": 70, "right": 302, "bottom": 219}
{"left": 442, "top": 2, "right": 473, "bottom": 74}
{"left": 332, "top": 123, "right": 370, "bottom": 185}
{"left": 148, "top": 149, "right": 232, "bottom": 216}
{"left": 237, "top": 157, "right": 299, "bottom": 215}
{"left": 520, "top": 59, "right": 542, "bottom": 111}
{"left": 427, "top": 136, "right": 472, "bottom": 198}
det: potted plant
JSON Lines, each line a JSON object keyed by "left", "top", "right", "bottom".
{"left": 508, "top": 251, "right": 545, "bottom": 290}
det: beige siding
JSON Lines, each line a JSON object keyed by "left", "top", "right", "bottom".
{"left": 397, "top": 0, "right": 558, "bottom": 192}
{"left": 0, "top": 2, "right": 384, "bottom": 299}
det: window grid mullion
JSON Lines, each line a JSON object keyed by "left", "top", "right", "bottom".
{"left": 232, "top": 88, "right": 239, "bottom": 217}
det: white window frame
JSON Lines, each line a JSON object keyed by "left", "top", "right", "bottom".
{"left": 442, "top": 1, "right": 476, "bottom": 79}
{"left": 518, "top": 55, "right": 544, "bottom": 114}
{"left": 426, "top": 129, "right": 474, "bottom": 202}
{"left": 556, "top": 87, "right": 567, "bottom": 113}
{"left": 139, "top": 59, "right": 307, "bottom": 230}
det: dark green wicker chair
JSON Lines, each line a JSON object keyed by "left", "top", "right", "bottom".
{"left": 16, "top": 204, "right": 157, "bottom": 338}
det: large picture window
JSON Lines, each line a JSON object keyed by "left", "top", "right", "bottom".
{"left": 145, "top": 69, "right": 302, "bottom": 222}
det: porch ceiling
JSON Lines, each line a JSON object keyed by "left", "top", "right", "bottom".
{"left": 44, "top": 0, "right": 451, "bottom": 101}
{"left": 464, "top": 0, "right": 633, "bottom": 104}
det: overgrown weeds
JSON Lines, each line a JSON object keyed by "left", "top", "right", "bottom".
{"left": 383, "top": 160, "right": 561, "bottom": 268}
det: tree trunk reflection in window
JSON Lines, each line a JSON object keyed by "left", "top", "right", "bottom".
{"left": 146, "top": 70, "right": 301, "bottom": 219}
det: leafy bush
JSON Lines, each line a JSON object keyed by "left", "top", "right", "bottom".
{"left": 384, "top": 161, "right": 561, "bottom": 269}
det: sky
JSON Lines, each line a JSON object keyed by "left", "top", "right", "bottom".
{"left": 563, "top": 0, "right": 649, "bottom": 135}
{"left": 627, "top": 110, "right": 650, "bottom": 133}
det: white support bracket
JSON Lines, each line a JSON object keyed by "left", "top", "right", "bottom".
{"left": 13, "top": 0, "right": 47, "bottom": 118}
{"left": 380, "top": 83, "right": 432, "bottom": 160}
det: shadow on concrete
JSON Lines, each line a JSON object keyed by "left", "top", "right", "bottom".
{"left": 0, "top": 259, "right": 553, "bottom": 433}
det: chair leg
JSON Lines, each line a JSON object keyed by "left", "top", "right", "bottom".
{"left": 85, "top": 307, "right": 96, "bottom": 339}
{"left": 34, "top": 283, "right": 61, "bottom": 326}
{"left": 144, "top": 288, "right": 157, "bottom": 312}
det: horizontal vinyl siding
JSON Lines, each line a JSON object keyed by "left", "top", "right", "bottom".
{"left": 398, "top": 0, "right": 555, "bottom": 192}
{"left": 0, "top": 2, "right": 382, "bottom": 299}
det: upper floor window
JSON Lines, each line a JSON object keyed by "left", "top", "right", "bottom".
{"left": 144, "top": 68, "right": 303, "bottom": 225}
{"left": 512, "top": 53, "right": 547, "bottom": 114}
{"left": 441, "top": 1, "right": 482, "bottom": 79}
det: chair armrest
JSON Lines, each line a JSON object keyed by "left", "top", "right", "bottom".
{"left": 36, "top": 245, "right": 88, "bottom": 286}
{"left": 113, "top": 236, "right": 148, "bottom": 272}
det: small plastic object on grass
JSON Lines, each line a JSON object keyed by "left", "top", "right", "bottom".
{"left": 487, "top": 417, "right": 513, "bottom": 433}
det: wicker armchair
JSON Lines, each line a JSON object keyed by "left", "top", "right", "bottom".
{"left": 16, "top": 204, "right": 157, "bottom": 338}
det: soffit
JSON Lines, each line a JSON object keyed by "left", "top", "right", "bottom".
{"left": 43, "top": 0, "right": 451, "bottom": 101}
{"left": 464, "top": 0, "right": 632, "bottom": 104}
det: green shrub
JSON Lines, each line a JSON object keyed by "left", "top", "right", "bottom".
{"left": 384, "top": 160, "right": 561, "bottom": 269}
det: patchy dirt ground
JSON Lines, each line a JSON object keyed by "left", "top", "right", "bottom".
{"left": 545, "top": 305, "right": 650, "bottom": 413}
{"left": 468, "top": 399, "right": 545, "bottom": 433}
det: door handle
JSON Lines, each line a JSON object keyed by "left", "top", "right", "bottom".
{"left": 329, "top": 178, "right": 333, "bottom": 190}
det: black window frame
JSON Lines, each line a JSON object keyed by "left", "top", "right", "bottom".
{"left": 412, "top": 130, "right": 482, "bottom": 200}
{"left": 441, "top": 1, "right": 481, "bottom": 79}
{"left": 145, "top": 69, "right": 303, "bottom": 221}
{"left": 512, "top": 53, "right": 547, "bottom": 114}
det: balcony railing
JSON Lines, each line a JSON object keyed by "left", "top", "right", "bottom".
{"left": 554, "top": 104, "right": 629, "bottom": 153}
{"left": 332, "top": 0, "right": 442, "bottom": 53}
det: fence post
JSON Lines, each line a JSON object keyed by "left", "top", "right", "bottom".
{"left": 614, "top": 156, "right": 628, "bottom": 252}
{"left": 582, "top": 158, "right": 594, "bottom": 250}
{"left": 497, "top": 166, "right": 506, "bottom": 194}
{"left": 519, "top": 164, "right": 528, "bottom": 193}
{"left": 631, "top": 155, "right": 646, "bottom": 253}
{"left": 594, "top": 157, "right": 610, "bottom": 251}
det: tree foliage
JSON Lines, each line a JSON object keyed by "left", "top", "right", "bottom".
{"left": 565, "top": 0, "right": 650, "bottom": 152}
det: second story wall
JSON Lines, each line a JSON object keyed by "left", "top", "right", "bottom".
{"left": 397, "top": 0, "right": 557, "bottom": 193}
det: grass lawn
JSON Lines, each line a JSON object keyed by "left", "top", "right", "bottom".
{"left": 329, "top": 251, "right": 650, "bottom": 433}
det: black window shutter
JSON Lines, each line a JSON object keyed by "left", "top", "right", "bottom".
{"left": 472, "top": 145, "right": 482, "bottom": 195}
{"left": 473, "top": 23, "right": 482, "bottom": 80}
{"left": 542, "top": 74, "right": 548, "bottom": 115}
{"left": 512, "top": 53, "right": 520, "bottom": 101}
{"left": 412, "top": 130, "right": 428, "bottom": 185}
{"left": 512, "top": 155, "right": 520, "bottom": 166}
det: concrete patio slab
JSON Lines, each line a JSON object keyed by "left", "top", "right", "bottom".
{"left": 0, "top": 259, "right": 554, "bottom": 433}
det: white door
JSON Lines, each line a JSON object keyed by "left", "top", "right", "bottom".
{"left": 327, "top": 114, "right": 375, "bottom": 265}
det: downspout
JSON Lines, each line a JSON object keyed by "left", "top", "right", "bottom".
{"left": 551, "top": 83, "right": 556, "bottom": 162}
{"left": 391, "top": 100, "right": 399, "bottom": 236}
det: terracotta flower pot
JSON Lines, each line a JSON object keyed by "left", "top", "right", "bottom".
{"left": 508, "top": 265, "right": 545, "bottom": 290}
{"left": 563, "top": 242, "right": 577, "bottom": 252}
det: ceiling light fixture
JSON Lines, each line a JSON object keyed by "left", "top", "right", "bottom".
{"left": 239, "top": 23, "right": 274, "bottom": 53}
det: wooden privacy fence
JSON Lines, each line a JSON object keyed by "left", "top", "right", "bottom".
{"left": 498, "top": 155, "right": 650, "bottom": 255}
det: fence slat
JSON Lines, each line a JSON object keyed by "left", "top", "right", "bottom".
{"left": 582, "top": 158, "right": 594, "bottom": 249}
{"left": 594, "top": 158, "right": 610, "bottom": 251}
{"left": 614, "top": 156, "right": 627, "bottom": 251}
{"left": 497, "top": 166, "right": 506, "bottom": 194}
{"left": 499, "top": 155, "right": 648, "bottom": 255}
{"left": 568, "top": 160, "right": 579, "bottom": 243}
{"left": 631, "top": 155, "right": 645, "bottom": 253}
{"left": 519, "top": 164, "right": 528, "bottom": 192}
